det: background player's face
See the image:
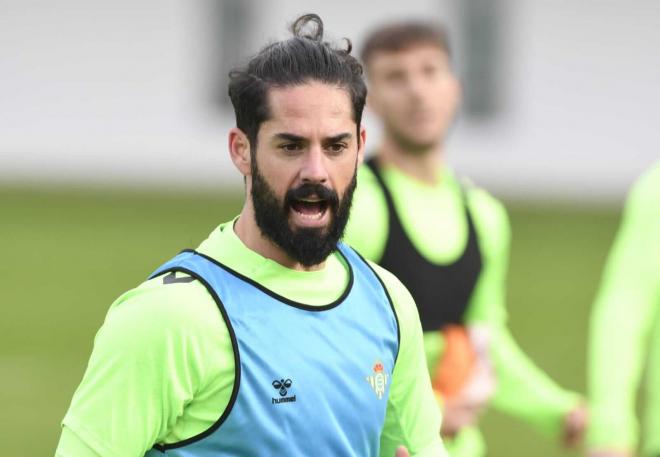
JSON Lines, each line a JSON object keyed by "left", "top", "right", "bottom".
{"left": 248, "top": 82, "right": 365, "bottom": 266}
{"left": 367, "top": 44, "right": 460, "bottom": 153}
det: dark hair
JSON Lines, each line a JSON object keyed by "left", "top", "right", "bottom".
{"left": 228, "top": 14, "right": 367, "bottom": 148}
{"left": 361, "top": 21, "right": 451, "bottom": 66}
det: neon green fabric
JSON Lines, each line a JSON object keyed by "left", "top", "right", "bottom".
{"left": 56, "top": 219, "right": 446, "bottom": 457}
{"left": 344, "top": 162, "right": 581, "bottom": 456}
{"left": 587, "top": 162, "right": 660, "bottom": 456}
{"left": 443, "top": 426, "right": 485, "bottom": 457}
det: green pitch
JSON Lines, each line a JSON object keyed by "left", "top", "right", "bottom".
{"left": 0, "top": 186, "right": 618, "bottom": 457}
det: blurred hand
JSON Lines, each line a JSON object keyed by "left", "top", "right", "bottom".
{"left": 395, "top": 446, "right": 410, "bottom": 457}
{"left": 440, "top": 395, "right": 483, "bottom": 438}
{"left": 587, "top": 451, "right": 633, "bottom": 457}
{"left": 562, "top": 403, "right": 588, "bottom": 448}
{"left": 440, "top": 329, "right": 496, "bottom": 438}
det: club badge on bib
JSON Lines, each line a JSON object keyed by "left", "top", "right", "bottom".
{"left": 366, "top": 360, "right": 389, "bottom": 400}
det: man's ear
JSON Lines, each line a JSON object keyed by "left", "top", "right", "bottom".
{"left": 357, "top": 125, "right": 367, "bottom": 166}
{"left": 229, "top": 128, "right": 252, "bottom": 176}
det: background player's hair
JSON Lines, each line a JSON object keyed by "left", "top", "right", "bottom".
{"left": 228, "top": 13, "right": 367, "bottom": 148}
{"left": 361, "top": 21, "right": 452, "bottom": 66}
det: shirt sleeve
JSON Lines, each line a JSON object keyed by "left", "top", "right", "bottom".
{"left": 373, "top": 263, "right": 449, "bottom": 457}
{"left": 465, "top": 188, "right": 581, "bottom": 436}
{"left": 55, "top": 274, "right": 232, "bottom": 457}
{"left": 587, "top": 164, "right": 660, "bottom": 451}
{"left": 343, "top": 164, "right": 389, "bottom": 262}
{"left": 489, "top": 327, "right": 581, "bottom": 435}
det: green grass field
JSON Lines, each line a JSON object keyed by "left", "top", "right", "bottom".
{"left": 0, "top": 186, "right": 620, "bottom": 457}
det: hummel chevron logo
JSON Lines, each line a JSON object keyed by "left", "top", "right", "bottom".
{"left": 271, "top": 378, "right": 296, "bottom": 405}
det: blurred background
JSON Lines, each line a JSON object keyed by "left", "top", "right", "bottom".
{"left": 1, "top": 0, "right": 658, "bottom": 455}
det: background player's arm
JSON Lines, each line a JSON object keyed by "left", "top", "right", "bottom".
{"left": 56, "top": 276, "right": 231, "bottom": 457}
{"left": 489, "top": 327, "right": 581, "bottom": 434}
{"left": 587, "top": 165, "right": 660, "bottom": 453}
{"left": 374, "top": 264, "right": 449, "bottom": 457}
{"left": 466, "top": 190, "right": 581, "bottom": 437}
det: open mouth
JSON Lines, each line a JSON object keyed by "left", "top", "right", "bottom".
{"left": 289, "top": 197, "right": 329, "bottom": 221}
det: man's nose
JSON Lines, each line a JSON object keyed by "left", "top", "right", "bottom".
{"left": 299, "top": 147, "right": 329, "bottom": 184}
{"left": 407, "top": 74, "right": 428, "bottom": 101}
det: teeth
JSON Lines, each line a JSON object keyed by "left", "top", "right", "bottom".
{"left": 292, "top": 207, "right": 326, "bottom": 220}
{"left": 299, "top": 212, "right": 323, "bottom": 220}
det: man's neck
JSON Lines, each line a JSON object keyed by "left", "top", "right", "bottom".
{"left": 378, "top": 135, "right": 444, "bottom": 185}
{"left": 233, "top": 202, "right": 326, "bottom": 272}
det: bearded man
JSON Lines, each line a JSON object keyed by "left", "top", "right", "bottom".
{"left": 55, "top": 14, "right": 446, "bottom": 457}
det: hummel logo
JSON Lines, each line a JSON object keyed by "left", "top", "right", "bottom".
{"left": 271, "top": 378, "right": 296, "bottom": 405}
{"left": 272, "top": 379, "right": 292, "bottom": 396}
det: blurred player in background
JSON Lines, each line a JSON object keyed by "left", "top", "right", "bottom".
{"left": 55, "top": 14, "right": 445, "bottom": 457}
{"left": 344, "top": 21, "right": 586, "bottom": 456}
{"left": 587, "top": 162, "right": 660, "bottom": 457}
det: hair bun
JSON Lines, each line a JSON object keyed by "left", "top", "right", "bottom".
{"left": 291, "top": 13, "right": 324, "bottom": 41}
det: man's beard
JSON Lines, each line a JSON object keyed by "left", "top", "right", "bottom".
{"left": 250, "top": 161, "right": 357, "bottom": 267}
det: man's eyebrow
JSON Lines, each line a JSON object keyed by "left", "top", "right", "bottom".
{"left": 272, "top": 133, "right": 306, "bottom": 142}
{"left": 324, "top": 133, "right": 353, "bottom": 143}
{"left": 271, "top": 132, "right": 353, "bottom": 143}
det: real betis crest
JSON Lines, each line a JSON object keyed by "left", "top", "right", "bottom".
{"left": 366, "top": 360, "right": 388, "bottom": 400}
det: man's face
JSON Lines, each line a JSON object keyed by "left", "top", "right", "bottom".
{"left": 367, "top": 44, "right": 460, "bottom": 152}
{"left": 248, "top": 82, "right": 365, "bottom": 267}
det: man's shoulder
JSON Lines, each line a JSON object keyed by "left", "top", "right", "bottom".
{"left": 461, "top": 178, "right": 507, "bottom": 219}
{"left": 343, "top": 163, "right": 390, "bottom": 260}
{"left": 361, "top": 259, "right": 418, "bottom": 320}
{"left": 104, "top": 271, "right": 222, "bottom": 339}
{"left": 630, "top": 161, "right": 660, "bottom": 205}
{"left": 363, "top": 259, "right": 401, "bottom": 293}
{"left": 459, "top": 178, "right": 510, "bottom": 238}
{"left": 356, "top": 161, "right": 386, "bottom": 196}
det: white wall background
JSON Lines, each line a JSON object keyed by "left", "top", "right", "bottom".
{"left": 1, "top": 0, "right": 658, "bottom": 202}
